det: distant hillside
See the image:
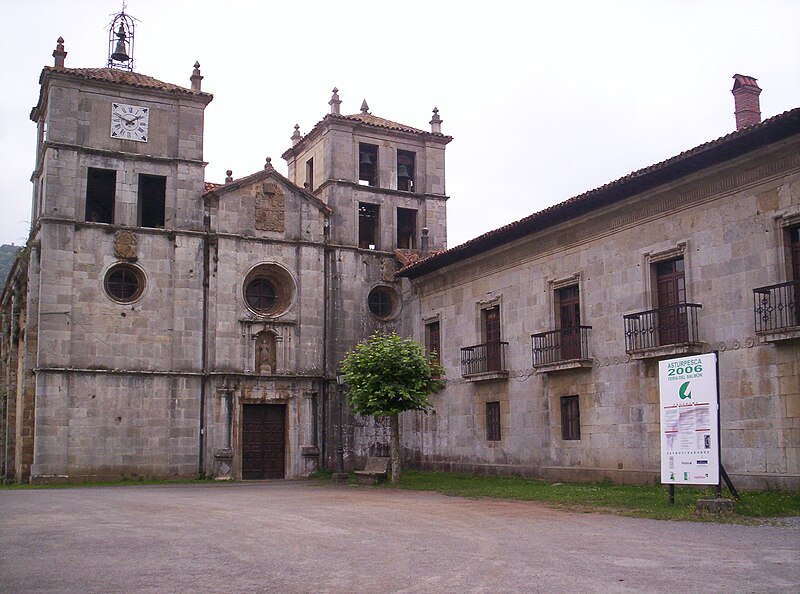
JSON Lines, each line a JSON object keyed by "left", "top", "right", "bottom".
{"left": 0, "top": 244, "right": 22, "bottom": 287}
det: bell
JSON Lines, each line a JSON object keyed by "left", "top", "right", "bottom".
{"left": 397, "top": 164, "right": 411, "bottom": 180}
{"left": 359, "top": 152, "right": 373, "bottom": 166}
{"left": 111, "top": 24, "right": 130, "bottom": 62}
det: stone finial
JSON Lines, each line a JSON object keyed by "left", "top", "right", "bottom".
{"left": 329, "top": 87, "right": 342, "bottom": 115}
{"left": 421, "top": 227, "right": 430, "bottom": 254}
{"left": 264, "top": 157, "right": 273, "bottom": 170}
{"left": 732, "top": 73, "right": 762, "bottom": 130}
{"left": 53, "top": 36, "right": 67, "bottom": 68}
{"left": 291, "top": 124, "right": 301, "bottom": 145}
{"left": 225, "top": 170, "right": 233, "bottom": 183}
{"left": 360, "top": 99, "right": 369, "bottom": 114}
{"left": 190, "top": 61, "right": 203, "bottom": 92}
{"left": 430, "top": 107, "right": 442, "bottom": 134}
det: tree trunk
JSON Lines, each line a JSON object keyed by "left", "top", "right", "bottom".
{"left": 390, "top": 412, "right": 401, "bottom": 484}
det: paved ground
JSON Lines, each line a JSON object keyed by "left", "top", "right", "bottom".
{"left": 0, "top": 481, "right": 797, "bottom": 593}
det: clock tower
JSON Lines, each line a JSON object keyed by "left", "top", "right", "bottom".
{"left": 21, "top": 27, "right": 213, "bottom": 482}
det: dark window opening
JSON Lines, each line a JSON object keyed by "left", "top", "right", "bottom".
{"left": 359, "top": 202, "right": 379, "bottom": 249}
{"left": 425, "top": 320, "right": 441, "bottom": 368}
{"left": 359, "top": 143, "right": 378, "bottom": 186}
{"left": 397, "top": 150, "right": 415, "bottom": 192}
{"left": 790, "top": 225, "right": 800, "bottom": 281}
{"left": 86, "top": 167, "right": 116, "bottom": 224}
{"left": 246, "top": 278, "right": 278, "bottom": 313}
{"left": 368, "top": 286, "right": 396, "bottom": 319}
{"left": 305, "top": 158, "right": 314, "bottom": 191}
{"left": 138, "top": 174, "right": 166, "bottom": 228}
{"left": 557, "top": 285, "right": 581, "bottom": 360}
{"left": 104, "top": 264, "right": 144, "bottom": 302}
{"left": 561, "top": 395, "right": 581, "bottom": 440}
{"left": 310, "top": 392, "right": 319, "bottom": 447}
{"left": 486, "top": 401, "right": 501, "bottom": 441}
{"left": 397, "top": 208, "right": 417, "bottom": 249}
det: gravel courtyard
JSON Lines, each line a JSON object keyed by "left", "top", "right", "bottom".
{"left": 0, "top": 481, "right": 797, "bottom": 593}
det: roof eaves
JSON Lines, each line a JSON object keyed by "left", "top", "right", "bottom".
{"left": 399, "top": 107, "right": 800, "bottom": 279}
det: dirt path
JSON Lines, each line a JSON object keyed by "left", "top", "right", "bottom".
{"left": 1, "top": 481, "right": 797, "bottom": 593}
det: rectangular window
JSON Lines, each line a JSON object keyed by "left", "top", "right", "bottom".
{"left": 486, "top": 401, "right": 501, "bottom": 441}
{"left": 358, "top": 143, "right": 378, "bottom": 186}
{"left": 425, "top": 320, "right": 441, "bottom": 367}
{"left": 397, "top": 207, "right": 417, "bottom": 249}
{"left": 397, "top": 149, "right": 415, "bottom": 192}
{"left": 358, "top": 202, "right": 379, "bottom": 249}
{"left": 556, "top": 285, "right": 581, "bottom": 360}
{"left": 655, "top": 257, "right": 687, "bottom": 344}
{"left": 561, "top": 395, "right": 580, "bottom": 440}
{"left": 305, "top": 158, "right": 314, "bottom": 191}
{"left": 138, "top": 174, "right": 166, "bottom": 228}
{"left": 482, "top": 305, "right": 502, "bottom": 372}
{"left": 790, "top": 225, "right": 800, "bottom": 281}
{"left": 85, "top": 167, "right": 116, "bottom": 224}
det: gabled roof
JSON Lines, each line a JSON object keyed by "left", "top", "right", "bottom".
{"left": 31, "top": 66, "right": 213, "bottom": 120}
{"left": 203, "top": 165, "right": 332, "bottom": 215}
{"left": 399, "top": 106, "right": 800, "bottom": 279}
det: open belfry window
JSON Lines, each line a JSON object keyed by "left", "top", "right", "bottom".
{"left": 358, "top": 143, "right": 378, "bottom": 186}
{"left": 397, "top": 208, "right": 417, "bottom": 249}
{"left": 359, "top": 202, "right": 379, "bottom": 249}
{"left": 85, "top": 167, "right": 116, "bottom": 224}
{"left": 305, "top": 158, "right": 314, "bottom": 191}
{"left": 137, "top": 174, "right": 166, "bottom": 228}
{"left": 397, "top": 150, "right": 415, "bottom": 192}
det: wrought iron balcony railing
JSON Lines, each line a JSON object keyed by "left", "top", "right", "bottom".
{"left": 531, "top": 326, "right": 592, "bottom": 366}
{"left": 460, "top": 341, "right": 508, "bottom": 377}
{"left": 753, "top": 280, "right": 800, "bottom": 333}
{"left": 623, "top": 303, "right": 702, "bottom": 353}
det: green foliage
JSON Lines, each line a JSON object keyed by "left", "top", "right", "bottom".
{"left": 0, "top": 244, "right": 22, "bottom": 286}
{"left": 341, "top": 332, "right": 445, "bottom": 417}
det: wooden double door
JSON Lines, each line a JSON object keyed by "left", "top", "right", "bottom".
{"left": 242, "top": 403, "right": 286, "bottom": 480}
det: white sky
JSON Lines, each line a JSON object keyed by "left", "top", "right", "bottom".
{"left": 1, "top": 0, "right": 798, "bottom": 247}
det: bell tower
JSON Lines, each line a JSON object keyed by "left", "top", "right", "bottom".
{"left": 282, "top": 90, "right": 453, "bottom": 254}
{"left": 107, "top": 10, "right": 136, "bottom": 70}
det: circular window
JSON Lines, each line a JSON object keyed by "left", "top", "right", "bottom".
{"left": 243, "top": 264, "right": 295, "bottom": 316}
{"left": 104, "top": 264, "right": 145, "bottom": 303}
{"left": 367, "top": 286, "right": 398, "bottom": 319}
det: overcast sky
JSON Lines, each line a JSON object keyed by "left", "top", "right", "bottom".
{"left": 1, "top": 0, "right": 798, "bottom": 247}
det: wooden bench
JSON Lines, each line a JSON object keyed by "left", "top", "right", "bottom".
{"left": 354, "top": 456, "right": 390, "bottom": 485}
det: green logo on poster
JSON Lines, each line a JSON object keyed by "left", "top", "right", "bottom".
{"left": 679, "top": 381, "right": 692, "bottom": 400}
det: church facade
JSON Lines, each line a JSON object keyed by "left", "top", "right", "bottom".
{"left": 1, "top": 36, "right": 797, "bottom": 490}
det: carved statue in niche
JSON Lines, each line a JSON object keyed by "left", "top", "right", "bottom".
{"left": 255, "top": 331, "right": 277, "bottom": 375}
{"left": 255, "top": 182, "right": 285, "bottom": 232}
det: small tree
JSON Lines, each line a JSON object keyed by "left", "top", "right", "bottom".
{"left": 341, "top": 331, "right": 444, "bottom": 483}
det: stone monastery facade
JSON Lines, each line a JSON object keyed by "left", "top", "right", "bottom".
{"left": 1, "top": 40, "right": 798, "bottom": 489}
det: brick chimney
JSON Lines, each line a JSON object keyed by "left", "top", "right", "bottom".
{"left": 732, "top": 74, "right": 762, "bottom": 130}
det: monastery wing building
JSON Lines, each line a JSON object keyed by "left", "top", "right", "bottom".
{"left": 1, "top": 27, "right": 798, "bottom": 490}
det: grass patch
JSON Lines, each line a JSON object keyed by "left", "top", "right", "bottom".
{"left": 385, "top": 470, "right": 800, "bottom": 522}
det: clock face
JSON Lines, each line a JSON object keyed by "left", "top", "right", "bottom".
{"left": 110, "top": 102, "right": 149, "bottom": 142}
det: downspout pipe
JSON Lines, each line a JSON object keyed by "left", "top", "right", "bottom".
{"left": 199, "top": 209, "right": 211, "bottom": 478}
{"left": 321, "top": 214, "right": 331, "bottom": 468}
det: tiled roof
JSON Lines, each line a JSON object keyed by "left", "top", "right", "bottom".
{"left": 399, "top": 106, "right": 800, "bottom": 279}
{"left": 282, "top": 111, "right": 453, "bottom": 160}
{"left": 204, "top": 182, "right": 222, "bottom": 193}
{"left": 340, "top": 112, "right": 426, "bottom": 135}
{"left": 39, "top": 66, "right": 213, "bottom": 98}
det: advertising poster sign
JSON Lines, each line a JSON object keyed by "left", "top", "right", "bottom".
{"left": 659, "top": 353, "right": 719, "bottom": 485}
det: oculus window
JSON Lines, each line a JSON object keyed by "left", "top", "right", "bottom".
{"left": 244, "top": 264, "right": 295, "bottom": 316}
{"left": 104, "top": 263, "right": 145, "bottom": 303}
